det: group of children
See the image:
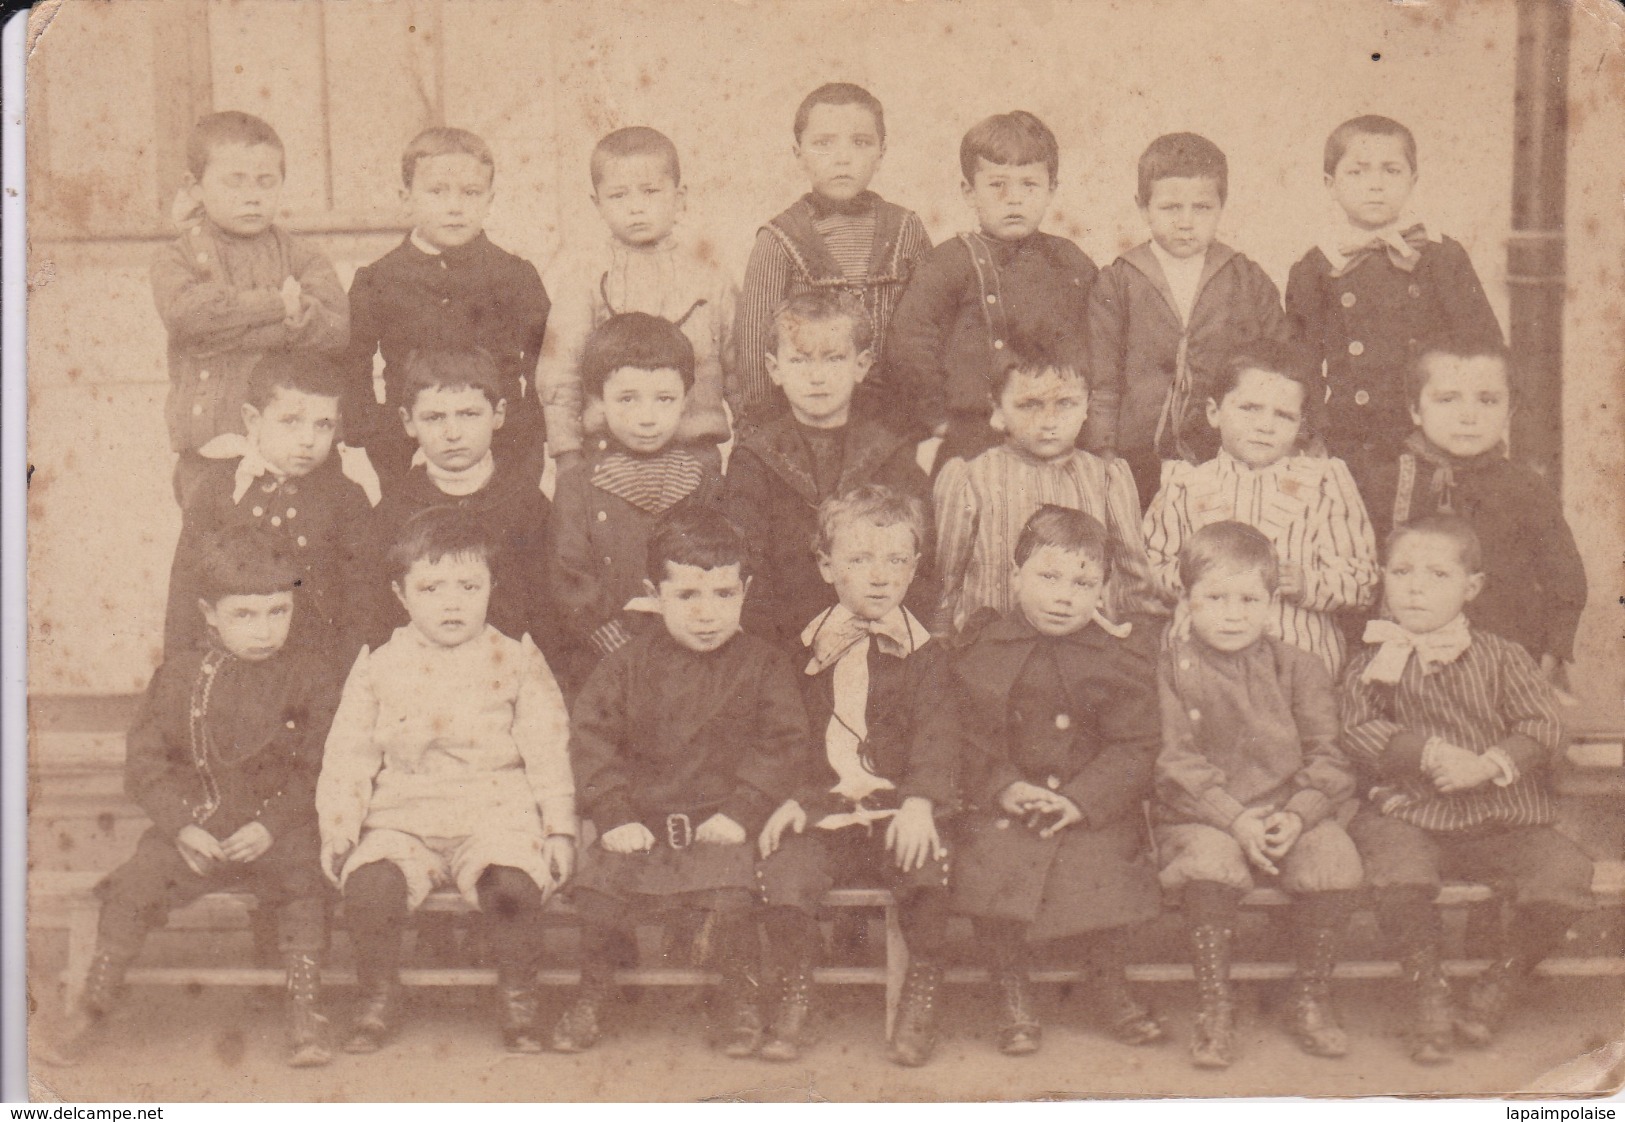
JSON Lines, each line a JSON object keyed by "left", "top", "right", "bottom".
{"left": 48, "top": 82, "right": 1591, "bottom": 1079}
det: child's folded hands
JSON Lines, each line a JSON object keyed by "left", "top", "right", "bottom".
{"left": 1260, "top": 810, "right": 1303, "bottom": 860}
{"left": 600, "top": 822, "right": 656, "bottom": 854}
{"left": 1229, "top": 807, "right": 1278, "bottom": 876}
{"left": 759, "top": 800, "right": 808, "bottom": 858}
{"left": 997, "top": 782, "right": 1084, "bottom": 839}
{"left": 176, "top": 825, "right": 225, "bottom": 877}
{"left": 1425, "top": 742, "right": 1500, "bottom": 793}
{"left": 220, "top": 821, "right": 273, "bottom": 863}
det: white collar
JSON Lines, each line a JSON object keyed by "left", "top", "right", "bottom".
{"left": 410, "top": 229, "right": 444, "bottom": 256}
{"left": 411, "top": 449, "right": 495, "bottom": 496}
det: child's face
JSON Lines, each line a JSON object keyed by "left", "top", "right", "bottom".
{"left": 817, "top": 518, "right": 919, "bottom": 622}
{"left": 242, "top": 387, "right": 340, "bottom": 478}
{"left": 200, "top": 591, "right": 294, "bottom": 662}
{"left": 962, "top": 158, "right": 1055, "bottom": 242}
{"left": 593, "top": 154, "right": 684, "bottom": 248}
{"left": 1383, "top": 531, "right": 1482, "bottom": 635}
{"left": 1206, "top": 367, "right": 1306, "bottom": 469}
{"left": 765, "top": 315, "right": 871, "bottom": 430}
{"left": 650, "top": 562, "right": 747, "bottom": 652}
{"left": 1411, "top": 353, "right": 1511, "bottom": 459}
{"left": 1014, "top": 545, "right": 1106, "bottom": 638}
{"left": 1186, "top": 563, "right": 1274, "bottom": 654}
{"left": 189, "top": 143, "right": 284, "bottom": 238}
{"left": 1326, "top": 132, "right": 1417, "bottom": 231}
{"left": 995, "top": 367, "right": 1088, "bottom": 461}
{"left": 402, "top": 385, "right": 505, "bottom": 473}
{"left": 1140, "top": 176, "right": 1223, "bottom": 260}
{"left": 393, "top": 552, "right": 492, "bottom": 648}
{"left": 599, "top": 366, "right": 686, "bottom": 454}
{"left": 403, "top": 153, "right": 494, "bottom": 251}
{"left": 795, "top": 102, "right": 885, "bottom": 203}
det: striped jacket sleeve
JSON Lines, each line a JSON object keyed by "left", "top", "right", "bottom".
{"left": 1490, "top": 637, "right": 1566, "bottom": 777}
{"left": 1141, "top": 463, "right": 1192, "bottom": 606}
{"left": 734, "top": 231, "right": 795, "bottom": 419}
{"left": 1297, "top": 457, "right": 1379, "bottom": 613}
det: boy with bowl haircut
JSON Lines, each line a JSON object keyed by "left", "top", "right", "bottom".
{"left": 888, "top": 110, "right": 1097, "bottom": 462}
{"left": 153, "top": 111, "right": 349, "bottom": 504}
{"left": 1359, "top": 342, "right": 1586, "bottom": 673}
{"left": 735, "top": 83, "right": 932, "bottom": 433}
{"left": 320, "top": 508, "right": 576, "bottom": 1055}
{"left": 1084, "top": 133, "right": 1290, "bottom": 507}
{"left": 538, "top": 126, "right": 736, "bottom": 464}
{"left": 164, "top": 351, "right": 371, "bottom": 666}
{"left": 1154, "top": 522, "right": 1363, "bottom": 1070}
{"left": 49, "top": 528, "right": 341, "bottom": 1069}
{"left": 725, "top": 291, "right": 935, "bottom": 650}
{"left": 755, "top": 484, "right": 957, "bottom": 1067}
{"left": 1286, "top": 115, "right": 1503, "bottom": 476}
{"left": 549, "top": 312, "right": 723, "bottom": 687}
{"left": 343, "top": 127, "right": 551, "bottom": 495}
{"left": 1341, "top": 514, "right": 1591, "bottom": 1064}
{"left": 553, "top": 506, "right": 812, "bottom": 1058}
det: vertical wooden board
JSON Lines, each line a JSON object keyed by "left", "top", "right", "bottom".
{"left": 323, "top": 0, "right": 439, "bottom": 221}
{"left": 207, "top": 0, "right": 329, "bottom": 219}
{"left": 30, "top": 0, "right": 161, "bottom": 235}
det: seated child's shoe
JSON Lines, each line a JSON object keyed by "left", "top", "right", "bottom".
{"left": 285, "top": 953, "right": 333, "bottom": 1068}
{"left": 887, "top": 961, "right": 943, "bottom": 1068}
{"left": 1093, "top": 969, "right": 1165, "bottom": 1046}
{"left": 343, "top": 981, "right": 401, "bottom": 1054}
{"left": 1288, "top": 926, "right": 1348, "bottom": 1059}
{"left": 550, "top": 983, "right": 609, "bottom": 1054}
{"left": 1401, "top": 946, "right": 1455, "bottom": 1066}
{"left": 715, "top": 976, "right": 765, "bottom": 1060}
{"left": 1453, "top": 957, "right": 1525, "bottom": 1048}
{"left": 760, "top": 962, "right": 813, "bottom": 1063}
{"left": 497, "top": 985, "right": 544, "bottom": 1054}
{"left": 1190, "top": 924, "right": 1237, "bottom": 1069}
{"left": 994, "top": 970, "right": 1042, "bottom": 1056}
{"left": 41, "top": 951, "right": 129, "bottom": 1067}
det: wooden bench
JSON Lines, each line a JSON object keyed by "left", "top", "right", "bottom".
{"left": 32, "top": 863, "right": 1625, "bottom": 1039}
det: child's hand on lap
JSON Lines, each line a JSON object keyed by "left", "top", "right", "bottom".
{"left": 541, "top": 834, "right": 576, "bottom": 899}
{"left": 1427, "top": 743, "right": 1500, "bottom": 793}
{"left": 176, "top": 825, "right": 225, "bottom": 876}
{"left": 600, "top": 822, "right": 656, "bottom": 854}
{"left": 887, "top": 797, "right": 944, "bottom": 871}
{"left": 759, "top": 801, "right": 807, "bottom": 858}
{"left": 1261, "top": 810, "right": 1303, "bottom": 860}
{"left": 1031, "top": 794, "right": 1083, "bottom": 839}
{"left": 220, "top": 821, "right": 273, "bottom": 863}
{"left": 997, "top": 780, "right": 1055, "bottom": 818}
{"left": 1229, "top": 807, "right": 1278, "bottom": 875}
{"left": 696, "top": 813, "right": 746, "bottom": 846}
{"left": 280, "top": 276, "right": 303, "bottom": 322}
{"left": 320, "top": 835, "right": 353, "bottom": 886}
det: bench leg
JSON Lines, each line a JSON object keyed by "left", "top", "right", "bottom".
{"left": 62, "top": 901, "right": 99, "bottom": 1015}
{"left": 884, "top": 902, "right": 907, "bottom": 1042}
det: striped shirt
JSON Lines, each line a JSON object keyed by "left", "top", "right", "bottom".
{"left": 1143, "top": 451, "right": 1378, "bottom": 673}
{"left": 1340, "top": 628, "right": 1564, "bottom": 832}
{"left": 933, "top": 444, "right": 1158, "bottom": 632}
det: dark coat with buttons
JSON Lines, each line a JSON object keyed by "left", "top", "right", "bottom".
{"left": 887, "top": 231, "right": 1098, "bottom": 438}
{"left": 1285, "top": 237, "right": 1503, "bottom": 461}
{"left": 948, "top": 610, "right": 1163, "bottom": 941}
{"left": 164, "top": 455, "right": 371, "bottom": 668}
{"left": 125, "top": 642, "right": 340, "bottom": 842}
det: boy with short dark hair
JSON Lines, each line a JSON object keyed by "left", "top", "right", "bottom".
{"left": 1084, "top": 132, "right": 1290, "bottom": 506}
{"left": 364, "top": 348, "right": 556, "bottom": 655}
{"left": 755, "top": 485, "right": 956, "bottom": 1066}
{"left": 1286, "top": 115, "right": 1503, "bottom": 477}
{"left": 164, "top": 351, "right": 370, "bottom": 665}
{"left": 153, "top": 111, "right": 349, "bottom": 503}
{"left": 1341, "top": 514, "right": 1591, "bottom": 1064}
{"left": 50, "top": 527, "right": 340, "bottom": 1069}
{"left": 552, "top": 506, "right": 812, "bottom": 1058}
{"left": 889, "top": 110, "right": 1097, "bottom": 461}
{"left": 549, "top": 312, "right": 723, "bottom": 687}
{"left": 725, "top": 291, "right": 935, "bottom": 650}
{"left": 538, "top": 126, "right": 736, "bottom": 465}
{"left": 342, "top": 127, "right": 551, "bottom": 495}
{"left": 735, "top": 83, "right": 932, "bottom": 434}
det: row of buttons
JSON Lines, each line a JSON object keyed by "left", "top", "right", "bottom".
{"left": 1339, "top": 283, "right": 1423, "bottom": 308}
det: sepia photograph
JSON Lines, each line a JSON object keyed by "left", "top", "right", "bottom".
{"left": 16, "top": 0, "right": 1625, "bottom": 1104}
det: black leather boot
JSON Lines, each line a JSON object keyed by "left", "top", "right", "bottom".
{"left": 760, "top": 957, "right": 813, "bottom": 1062}
{"left": 1189, "top": 923, "right": 1237, "bottom": 1069}
{"left": 343, "top": 979, "right": 402, "bottom": 1054}
{"left": 1089, "top": 933, "right": 1164, "bottom": 1045}
{"left": 285, "top": 952, "right": 332, "bottom": 1068}
{"left": 1401, "top": 944, "right": 1454, "bottom": 1065}
{"left": 887, "top": 960, "right": 943, "bottom": 1067}
{"left": 497, "top": 972, "right": 543, "bottom": 1054}
{"left": 1455, "top": 906, "right": 1580, "bottom": 1048}
{"left": 1288, "top": 923, "right": 1348, "bottom": 1058}
{"left": 994, "top": 966, "right": 1041, "bottom": 1055}
{"left": 551, "top": 959, "right": 613, "bottom": 1054}
{"left": 43, "top": 951, "right": 131, "bottom": 1067}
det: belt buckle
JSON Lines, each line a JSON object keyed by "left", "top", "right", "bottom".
{"left": 666, "top": 813, "right": 693, "bottom": 850}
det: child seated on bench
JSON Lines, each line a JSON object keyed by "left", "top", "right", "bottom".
{"left": 48, "top": 527, "right": 341, "bottom": 1069}
{"left": 756, "top": 484, "right": 956, "bottom": 1067}
{"left": 1154, "top": 521, "right": 1363, "bottom": 1070}
{"left": 318, "top": 508, "right": 576, "bottom": 1055}
{"left": 552, "top": 505, "right": 811, "bottom": 1058}
{"left": 1341, "top": 513, "right": 1593, "bottom": 1065}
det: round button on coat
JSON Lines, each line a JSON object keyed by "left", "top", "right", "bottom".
{"left": 1348, "top": 341, "right": 1365, "bottom": 357}
{"left": 1340, "top": 292, "right": 1357, "bottom": 308}
{"left": 1354, "top": 390, "right": 1371, "bottom": 406}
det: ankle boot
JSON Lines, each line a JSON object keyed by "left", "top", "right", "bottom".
{"left": 1288, "top": 924, "right": 1347, "bottom": 1059}
{"left": 43, "top": 951, "right": 130, "bottom": 1067}
{"left": 1400, "top": 944, "right": 1454, "bottom": 1065}
{"left": 284, "top": 952, "right": 332, "bottom": 1067}
{"left": 343, "top": 978, "right": 402, "bottom": 1054}
{"left": 994, "top": 966, "right": 1041, "bottom": 1055}
{"left": 713, "top": 963, "right": 765, "bottom": 1059}
{"left": 887, "top": 960, "right": 943, "bottom": 1067}
{"left": 1189, "top": 924, "right": 1237, "bottom": 1069}
{"left": 1088, "top": 935, "right": 1163, "bottom": 1045}
{"left": 551, "top": 962, "right": 613, "bottom": 1054}
{"left": 1455, "top": 906, "right": 1578, "bottom": 1048}
{"left": 496, "top": 968, "right": 543, "bottom": 1054}
{"left": 760, "top": 958, "right": 813, "bottom": 1063}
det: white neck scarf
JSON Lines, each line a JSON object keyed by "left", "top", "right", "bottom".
{"left": 412, "top": 449, "right": 495, "bottom": 496}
